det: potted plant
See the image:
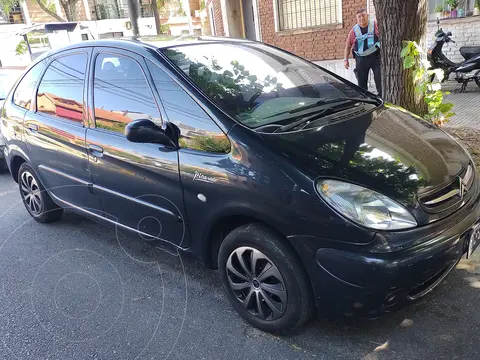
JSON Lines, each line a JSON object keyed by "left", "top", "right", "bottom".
{"left": 435, "top": 4, "right": 444, "bottom": 19}
{"left": 447, "top": 0, "right": 459, "bottom": 18}
{"left": 475, "top": 0, "right": 480, "bottom": 16}
{"left": 443, "top": 4, "right": 450, "bottom": 17}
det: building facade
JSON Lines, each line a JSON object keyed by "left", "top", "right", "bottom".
{"left": 205, "top": 0, "right": 480, "bottom": 83}
{"left": 206, "top": 0, "right": 371, "bottom": 61}
{"left": 1, "top": 0, "right": 202, "bottom": 34}
{"left": 0, "top": 0, "right": 203, "bottom": 67}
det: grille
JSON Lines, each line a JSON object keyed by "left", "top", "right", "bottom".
{"left": 419, "top": 164, "right": 475, "bottom": 214}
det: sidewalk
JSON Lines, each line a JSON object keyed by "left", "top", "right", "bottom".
{"left": 443, "top": 81, "right": 480, "bottom": 130}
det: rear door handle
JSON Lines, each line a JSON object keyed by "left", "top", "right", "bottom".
{"left": 88, "top": 144, "right": 104, "bottom": 162}
{"left": 88, "top": 144, "right": 104, "bottom": 154}
{"left": 27, "top": 123, "right": 38, "bottom": 132}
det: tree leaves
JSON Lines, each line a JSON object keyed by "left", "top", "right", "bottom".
{"left": 403, "top": 56, "right": 415, "bottom": 69}
{"left": 0, "top": 0, "right": 19, "bottom": 16}
{"left": 401, "top": 45, "right": 411, "bottom": 58}
{"left": 401, "top": 40, "right": 454, "bottom": 125}
{"left": 413, "top": 68, "right": 424, "bottom": 82}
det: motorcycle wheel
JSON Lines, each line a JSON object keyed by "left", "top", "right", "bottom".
{"left": 475, "top": 71, "right": 480, "bottom": 87}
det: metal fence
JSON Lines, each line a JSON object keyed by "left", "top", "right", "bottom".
{"left": 277, "top": 0, "right": 341, "bottom": 31}
{"left": 94, "top": 0, "right": 154, "bottom": 20}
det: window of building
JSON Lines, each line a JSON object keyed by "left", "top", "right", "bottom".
{"left": 146, "top": 60, "right": 230, "bottom": 154}
{"left": 93, "top": 53, "right": 161, "bottom": 134}
{"left": 13, "top": 60, "right": 47, "bottom": 110}
{"left": 428, "top": 0, "right": 475, "bottom": 18}
{"left": 0, "top": 3, "right": 24, "bottom": 24}
{"left": 93, "top": 0, "right": 128, "bottom": 19}
{"left": 276, "top": 0, "right": 342, "bottom": 31}
{"left": 140, "top": 0, "right": 153, "bottom": 17}
{"left": 36, "top": 53, "right": 87, "bottom": 124}
{"left": 99, "top": 32, "right": 124, "bottom": 39}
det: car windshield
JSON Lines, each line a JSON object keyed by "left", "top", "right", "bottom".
{"left": 162, "top": 42, "right": 374, "bottom": 128}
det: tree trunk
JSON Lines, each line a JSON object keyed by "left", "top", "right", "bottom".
{"left": 151, "top": 0, "right": 161, "bottom": 35}
{"left": 127, "top": 0, "right": 140, "bottom": 38}
{"left": 60, "top": 0, "right": 79, "bottom": 21}
{"left": 35, "top": 0, "right": 65, "bottom": 22}
{"left": 373, "top": 0, "right": 428, "bottom": 115}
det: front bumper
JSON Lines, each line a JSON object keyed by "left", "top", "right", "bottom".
{"left": 290, "top": 178, "right": 480, "bottom": 316}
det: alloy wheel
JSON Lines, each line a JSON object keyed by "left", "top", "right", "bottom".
{"left": 226, "top": 246, "right": 287, "bottom": 320}
{"left": 20, "top": 171, "right": 42, "bottom": 216}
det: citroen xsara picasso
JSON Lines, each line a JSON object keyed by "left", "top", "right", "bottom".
{"left": 1, "top": 38, "right": 479, "bottom": 333}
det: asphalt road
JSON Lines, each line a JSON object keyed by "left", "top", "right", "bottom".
{"left": 1, "top": 169, "right": 480, "bottom": 360}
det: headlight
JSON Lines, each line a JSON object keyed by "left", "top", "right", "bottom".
{"left": 317, "top": 180, "right": 417, "bottom": 230}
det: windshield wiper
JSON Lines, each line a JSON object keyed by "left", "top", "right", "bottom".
{"left": 274, "top": 109, "right": 329, "bottom": 133}
{"left": 290, "top": 97, "right": 378, "bottom": 114}
{"left": 273, "top": 97, "right": 378, "bottom": 133}
{"left": 264, "top": 97, "right": 379, "bottom": 120}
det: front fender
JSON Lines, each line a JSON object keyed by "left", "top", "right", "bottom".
{"left": 192, "top": 201, "right": 297, "bottom": 267}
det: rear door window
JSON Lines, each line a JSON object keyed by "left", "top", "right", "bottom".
{"left": 36, "top": 53, "right": 87, "bottom": 124}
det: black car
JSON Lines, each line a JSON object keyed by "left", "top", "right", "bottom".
{"left": 1, "top": 37, "right": 479, "bottom": 333}
{"left": 0, "top": 71, "right": 22, "bottom": 171}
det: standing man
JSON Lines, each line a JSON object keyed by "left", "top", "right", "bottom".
{"left": 344, "top": 9, "right": 382, "bottom": 97}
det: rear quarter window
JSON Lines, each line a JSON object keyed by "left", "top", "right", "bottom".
{"left": 13, "top": 60, "right": 47, "bottom": 110}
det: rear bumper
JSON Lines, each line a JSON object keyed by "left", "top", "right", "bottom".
{"left": 290, "top": 178, "right": 480, "bottom": 316}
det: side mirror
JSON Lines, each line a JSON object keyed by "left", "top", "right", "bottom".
{"left": 125, "top": 119, "right": 179, "bottom": 148}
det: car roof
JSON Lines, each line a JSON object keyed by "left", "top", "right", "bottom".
{"left": 43, "top": 36, "right": 256, "bottom": 58}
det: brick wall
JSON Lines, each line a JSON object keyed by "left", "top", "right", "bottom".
{"left": 206, "top": 0, "right": 224, "bottom": 36}
{"left": 258, "top": 0, "right": 367, "bottom": 61}
{"left": 26, "top": 0, "right": 89, "bottom": 22}
{"left": 427, "top": 16, "right": 480, "bottom": 64}
{"left": 26, "top": 0, "right": 61, "bottom": 23}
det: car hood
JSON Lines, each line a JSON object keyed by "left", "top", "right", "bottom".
{"left": 259, "top": 104, "right": 470, "bottom": 208}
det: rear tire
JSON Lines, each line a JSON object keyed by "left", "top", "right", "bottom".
{"left": 475, "top": 73, "right": 480, "bottom": 89}
{"left": 218, "top": 223, "right": 313, "bottom": 334}
{"left": 18, "top": 163, "right": 63, "bottom": 223}
{"left": 0, "top": 159, "right": 7, "bottom": 173}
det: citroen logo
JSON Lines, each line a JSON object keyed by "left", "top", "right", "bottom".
{"left": 459, "top": 176, "right": 469, "bottom": 200}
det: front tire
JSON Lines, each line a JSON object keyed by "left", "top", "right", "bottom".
{"left": 18, "top": 163, "right": 63, "bottom": 223}
{"left": 218, "top": 223, "right": 313, "bottom": 333}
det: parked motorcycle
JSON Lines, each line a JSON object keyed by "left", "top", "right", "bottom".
{"left": 427, "top": 28, "right": 480, "bottom": 92}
